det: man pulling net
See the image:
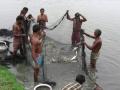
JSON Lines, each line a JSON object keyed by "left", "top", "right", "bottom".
{"left": 66, "top": 10, "right": 87, "bottom": 47}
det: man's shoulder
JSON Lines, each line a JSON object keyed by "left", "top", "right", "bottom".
{"left": 13, "top": 23, "right": 19, "bottom": 29}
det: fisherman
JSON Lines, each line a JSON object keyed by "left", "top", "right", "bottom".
{"left": 66, "top": 10, "right": 87, "bottom": 47}
{"left": 19, "top": 7, "right": 29, "bottom": 35}
{"left": 62, "top": 74, "right": 85, "bottom": 90}
{"left": 84, "top": 29, "right": 102, "bottom": 70}
{"left": 30, "top": 24, "right": 45, "bottom": 83}
{"left": 20, "top": 7, "right": 28, "bottom": 19}
{"left": 12, "top": 16, "right": 25, "bottom": 57}
{"left": 19, "top": 7, "right": 30, "bottom": 58}
{"left": 37, "top": 8, "right": 48, "bottom": 29}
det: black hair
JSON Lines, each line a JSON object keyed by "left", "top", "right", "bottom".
{"left": 75, "top": 74, "right": 85, "bottom": 84}
{"left": 95, "top": 29, "right": 102, "bottom": 37}
{"left": 40, "top": 8, "right": 44, "bottom": 11}
{"left": 33, "top": 24, "right": 40, "bottom": 33}
{"left": 75, "top": 12, "right": 80, "bottom": 18}
{"left": 23, "top": 7, "right": 28, "bottom": 11}
{"left": 27, "top": 14, "right": 32, "bottom": 19}
{"left": 16, "top": 15, "right": 24, "bottom": 21}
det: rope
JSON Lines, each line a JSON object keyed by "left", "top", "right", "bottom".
{"left": 47, "top": 11, "right": 67, "bottom": 30}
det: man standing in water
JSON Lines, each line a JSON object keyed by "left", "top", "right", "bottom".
{"left": 66, "top": 10, "right": 87, "bottom": 47}
{"left": 19, "top": 7, "right": 29, "bottom": 58}
{"left": 84, "top": 29, "right": 102, "bottom": 70}
{"left": 12, "top": 16, "right": 25, "bottom": 57}
{"left": 31, "top": 24, "right": 44, "bottom": 83}
{"left": 37, "top": 8, "right": 48, "bottom": 29}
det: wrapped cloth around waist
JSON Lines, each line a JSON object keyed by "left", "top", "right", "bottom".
{"left": 90, "top": 52, "right": 100, "bottom": 60}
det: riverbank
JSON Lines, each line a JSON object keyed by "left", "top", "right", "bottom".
{"left": 0, "top": 65, "right": 25, "bottom": 90}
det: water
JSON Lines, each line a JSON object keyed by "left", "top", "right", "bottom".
{"left": 0, "top": 0, "right": 120, "bottom": 90}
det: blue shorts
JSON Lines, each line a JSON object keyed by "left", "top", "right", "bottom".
{"left": 32, "top": 55, "right": 44, "bottom": 67}
{"left": 37, "top": 55, "right": 44, "bottom": 66}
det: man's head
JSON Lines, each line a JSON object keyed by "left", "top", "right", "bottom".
{"left": 94, "top": 29, "right": 102, "bottom": 38}
{"left": 75, "top": 12, "right": 80, "bottom": 18}
{"left": 75, "top": 74, "right": 85, "bottom": 85}
{"left": 16, "top": 15, "right": 24, "bottom": 25}
{"left": 40, "top": 8, "right": 45, "bottom": 15}
{"left": 27, "top": 14, "right": 33, "bottom": 19}
{"left": 21, "top": 7, "right": 28, "bottom": 16}
{"left": 33, "top": 24, "right": 40, "bottom": 33}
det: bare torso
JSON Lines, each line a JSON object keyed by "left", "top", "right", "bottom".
{"left": 13, "top": 23, "right": 22, "bottom": 41}
{"left": 92, "top": 38, "right": 102, "bottom": 53}
{"left": 37, "top": 14, "right": 48, "bottom": 27}
{"left": 73, "top": 18, "right": 82, "bottom": 31}
{"left": 31, "top": 34, "right": 42, "bottom": 60}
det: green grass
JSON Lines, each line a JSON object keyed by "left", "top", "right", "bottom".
{"left": 0, "top": 65, "right": 25, "bottom": 90}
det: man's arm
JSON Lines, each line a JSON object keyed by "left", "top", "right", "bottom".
{"left": 84, "top": 41, "right": 98, "bottom": 50}
{"left": 45, "top": 15, "right": 48, "bottom": 22}
{"left": 80, "top": 14, "right": 87, "bottom": 22}
{"left": 84, "top": 32, "right": 95, "bottom": 39}
{"left": 66, "top": 11, "right": 74, "bottom": 21}
{"left": 37, "top": 15, "right": 40, "bottom": 23}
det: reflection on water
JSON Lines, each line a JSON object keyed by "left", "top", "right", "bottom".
{"left": 0, "top": 0, "right": 120, "bottom": 90}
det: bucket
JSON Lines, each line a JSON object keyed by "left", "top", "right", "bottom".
{"left": 34, "top": 84, "right": 52, "bottom": 90}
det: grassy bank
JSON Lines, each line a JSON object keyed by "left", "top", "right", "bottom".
{"left": 0, "top": 65, "right": 25, "bottom": 90}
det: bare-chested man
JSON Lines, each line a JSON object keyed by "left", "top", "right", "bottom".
{"left": 37, "top": 8, "right": 48, "bottom": 28}
{"left": 19, "top": 7, "right": 29, "bottom": 34}
{"left": 84, "top": 29, "right": 102, "bottom": 69}
{"left": 12, "top": 16, "right": 25, "bottom": 56}
{"left": 19, "top": 7, "right": 29, "bottom": 57}
{"left": 66, "top": 10, "right": 87, "bottom": 47}
{"left": 30, "top": 24, "right": 44, "bottom": 82}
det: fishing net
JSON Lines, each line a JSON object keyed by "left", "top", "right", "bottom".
{"left": 28, "top": 11, "right": 82, "bottom": 64}
{"left": 18, "top": 11, "right": 97, "bottom": 90}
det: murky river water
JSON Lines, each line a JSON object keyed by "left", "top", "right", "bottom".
{"left": 0, "top": 0, "right": 120, "bottom": 90}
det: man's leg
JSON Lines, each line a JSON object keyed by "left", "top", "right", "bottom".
{"left": 72, "top": 32, "right": 76, "bottom": 46}
{"left": 34, "top": 68, "right": 39, "bottom": 82}
{"left": 90, "top": 59, "right": 96, "bottom": 69}
{"left": 13, "top": 42, "right": 19, "bottom": 56}
{"left": 76, "top": 32, "right": 80, "bottom": 44}
{"left": 34, "top": 65, "right": 40, "bottom": 82}
{"left": 13, "top": 44, "right": 19, "bottom": 65}
{"left": 20, "top": 44, "right": 25, "bottom": 57}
